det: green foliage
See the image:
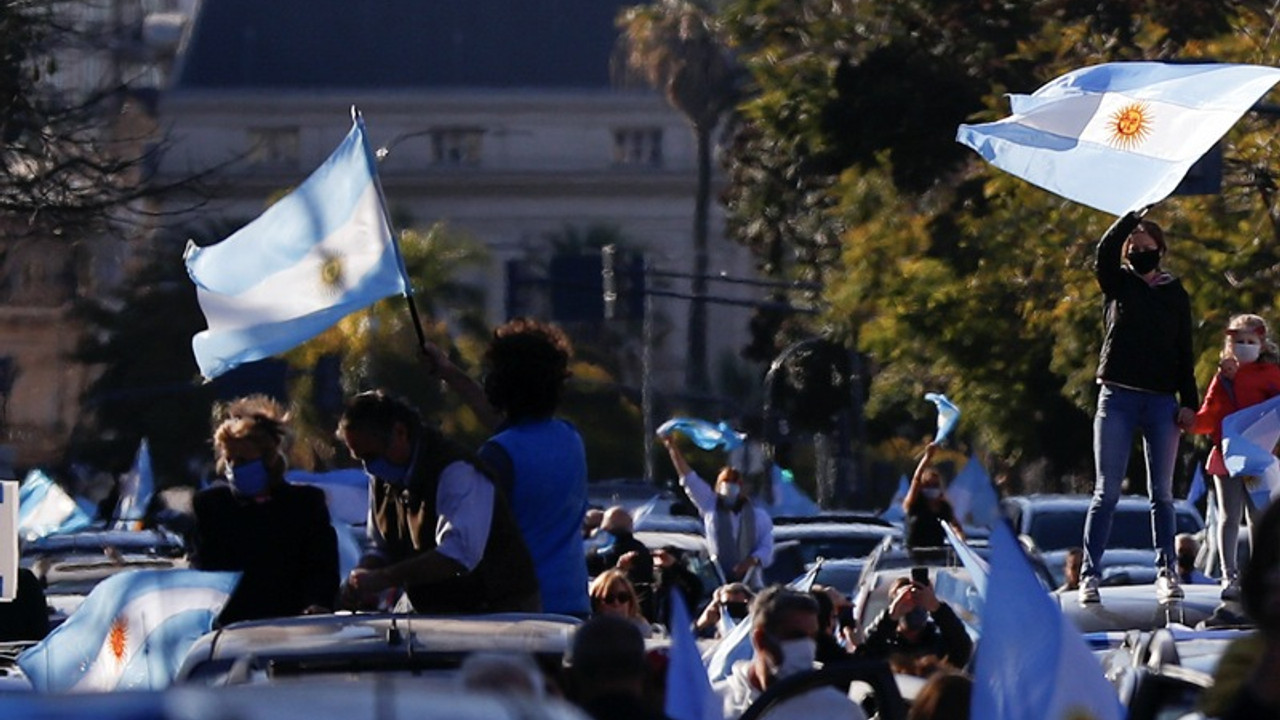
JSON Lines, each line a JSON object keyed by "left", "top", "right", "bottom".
{"left": 718, "top": 0, "right": 1280, "bottom": 485}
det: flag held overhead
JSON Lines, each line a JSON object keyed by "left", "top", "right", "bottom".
{"left": 185, "top": 115, "right": 409, "bottom": 380}
{"left": 957, "top": 62, "right": 1280, "bottom": 215}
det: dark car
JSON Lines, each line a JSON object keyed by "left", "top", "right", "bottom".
{"left": 1001, "top": 494, "right": 1205, "bottom": 554}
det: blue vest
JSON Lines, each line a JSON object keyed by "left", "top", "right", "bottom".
{"left": 491, "top": 418, "right": 590, "bottom": 615}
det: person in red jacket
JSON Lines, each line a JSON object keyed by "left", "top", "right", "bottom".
{"left": 1191, "top": 313, "right": 1280, "bottom": 601}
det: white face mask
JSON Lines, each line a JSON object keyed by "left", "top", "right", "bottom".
{"left": 1234, "top": 342, "right": 1261, "bottom": 364}
{"left": 773, "top": 637, "right": 816, "bottom": 679}
{"left": 717, "top": 483, "right": 741, "bottom": 501}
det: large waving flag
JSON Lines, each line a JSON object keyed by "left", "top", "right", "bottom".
{"left": 924, "top": 393, "right": 961, "bottom": 444}
{"left": 185, "top": 113, "right": 409, "bottom": 380}
{"left": 947, "top": 454, "right": 1001, "bottom": 527}
{"left": 112, "top": 439, "right": 154, "bottom": 529}
{"left": 1219, "top": 393, "right": 1280, "bottom": 507}
{"left": 17, "top": 569, "right": 239, "bottom": 692}
{"left": 656, "top": 418, "right": 744, "bottom": 452}
{"left": 972, "top": 523, "right": 1122, "bottom": 720}
{"left": 18, "top": 470, "right": 92, "bottom": 542}
{"left": 665, "top": 591, "right": 722, "bottom": 720}
{"left": 957, "top": 62, "right": 1280, "bottom": 215}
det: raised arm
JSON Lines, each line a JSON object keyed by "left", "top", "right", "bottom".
{"left": 1095, "top": 211, "right": 1142, "bottom": 295}
{"left": 663, "top": 435, "right": 715, "bottom": 513}
{"left": 902, "top": 443, "right": 939, "bottom": 512}
{"left": 422, "top": 340, "right": 503, "bottom": 430}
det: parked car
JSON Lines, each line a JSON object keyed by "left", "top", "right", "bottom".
{"left": 766, "top": 522, "right": 902, "bottom": 586}
{"left": 176, "top": 613, "right": 581, "bottom": 686}
{"left": 1097, "top": 627, "right": 1253, "bottom": 720}
{"left": 21, "top": 528, "right": 186, "bottom": 561}
{"left": 1001, "top": 494, "right": 1205, "bottom": 554}
{"left": 1055, "top": 584, "right": 1238, "bottom": 635}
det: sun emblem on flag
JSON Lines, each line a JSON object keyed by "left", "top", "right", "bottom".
{"left": 107, "top": 616, "right": 129, "bottom": 665}
{"left": 317, "top": 249, "right": 346, "bottom": 297}
{"left": 1108, "top": 102, "right": 1153, "bottom": 149}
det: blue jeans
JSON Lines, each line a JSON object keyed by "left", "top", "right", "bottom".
{"left": 1083, "top": 384, "right": 1179, "bottom": 578}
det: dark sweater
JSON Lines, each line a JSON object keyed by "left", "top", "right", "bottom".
{"left": 192, "top": 482, "right": 338, "bottom": 625}
{"left": 1094, "top": 212, "right": 1199, "bottom": 409}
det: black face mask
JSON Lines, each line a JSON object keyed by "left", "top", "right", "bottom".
{"left": 722, "top": 601, "right": 749, "bottom": 620}
{"left": 1127, "top": 249, "right": 1160, "bottom": 275}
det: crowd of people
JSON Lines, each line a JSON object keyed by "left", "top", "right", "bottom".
{"left": 11, "top": 211, "right": 1280, "bottom": 718}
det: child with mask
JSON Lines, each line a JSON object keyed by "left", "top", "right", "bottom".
{"left": 661, "top": 433, "right": 773, "bottom": 586}
{"left": 1191, "top": 313, "right": 1280, "bottom": 600}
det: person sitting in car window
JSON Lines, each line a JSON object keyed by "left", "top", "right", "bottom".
{"left": 191, "top": 396, "right": 338, "bottom": 625}
{"left": 903, "top": 443, "right": 962, "bottom": 552}
{"left": 713, "top": 585, "right": 867, "bottom": 720}
{"left": 590, "top": 569, "right": 656, "bottom": 638}
{"left": 695, "top": 582, "right": 754, "bottom": 638}
{"left": 856, "top": 575, "right": 973, "bottom": 672}
{"left": 1057, "top": 547, "right": 1084, "bottom": 593}
{"left": 587, "top": 506, "right": 654, "bottom": 589}
{"left": 650, "top": 545, "right": 703, "bottom": 628}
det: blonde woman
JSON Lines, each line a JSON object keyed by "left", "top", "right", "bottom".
{"left": 589, "top": 569, "right": 654, "bottom": 638}
{"left": 191, "top": 396, "right": 338, "bottom": 624}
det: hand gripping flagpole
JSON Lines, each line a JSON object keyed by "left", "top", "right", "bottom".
{"left": 355, "top": 105, "right": 430, "bottom": 353}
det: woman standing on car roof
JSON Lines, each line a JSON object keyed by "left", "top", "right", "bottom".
{"left": 1081, "top": 210, "right": 1198, "bottom": 606}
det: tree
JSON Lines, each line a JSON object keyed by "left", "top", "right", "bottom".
{"left": 718, "top": 0, "right": 1280, "bottom": 491}
{"left": 616, "top": 0, "right": 739, "bottom": 396}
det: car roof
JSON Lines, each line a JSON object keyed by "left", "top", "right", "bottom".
{"left": 634, "top": 530, "right": 710, "bottom": 554}
{"left": 177, "top": 613, "right": 581, "bottom": 684}
{"left": 772, "top": 523, "right": 901, "bottom": 539}
{"left": 1055, "top": 585, "right": 1233, "bottom": 634}
{"left": 20, "top": 529, "right": 185, "bottom": 557}
{"left": 771, "top": 512, "right": 895, "bottom": 528}
{"left": 1002, "top": 493, "right": 1200, "bottom": 513}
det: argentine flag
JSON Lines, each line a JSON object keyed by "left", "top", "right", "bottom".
{"left": 957, "top": 62, "right": 1280, "bottom": 215}
{"left": 185, "top": 113, "right": 409, "bottom": 380}
{"left": 1219, "top": 393, "right": 1280, "bottom": 508}
{"left": 17, "top": 569, "right": 239, "bottom": 692}
{"left": 973, "top": 523, "right": 1121, "bottom": 720}
{"left": 112, "top": 439, "right": 154, "bottom": 529}
{"left": 656, "top": 417, "right": 745, "bottom": 452}
{"left": 925, "top": 392, "right": 960, "bottom": 444}
{"left": 17, "top": 469, "right": 92, "bottom": 543}
{"left": 947, "top": 454, "right": 1000, "bottom": 527}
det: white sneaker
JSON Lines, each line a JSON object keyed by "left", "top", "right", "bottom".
{"left": 1221, "top": 575, "right": 1241, "bottom": 602}
{"left": 1078, "top": 575, "right": 1100, "bottom": 605}
{"left": 1156, "top": 569, "right": 1184, "bottom": 603}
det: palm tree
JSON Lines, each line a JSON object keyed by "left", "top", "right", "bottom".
{"left": 616, "top": 0, "right": 738, "bottom": 397}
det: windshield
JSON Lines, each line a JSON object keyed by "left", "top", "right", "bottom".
{"left": 1028, "top": 507, "right": 1201, "bottom": 552}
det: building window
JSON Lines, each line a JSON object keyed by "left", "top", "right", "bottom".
{"left": 247, "top": 127, "right": 300, "bottom": 169}
{"left": 612, "top": 127, "right": 663, "bottom": 167}
{"left": 430, "top": 128, "right": 484, "bottom": 166}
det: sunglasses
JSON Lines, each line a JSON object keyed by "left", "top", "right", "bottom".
{"left": 599, "top": 591, "right": 633, "bottom": 605}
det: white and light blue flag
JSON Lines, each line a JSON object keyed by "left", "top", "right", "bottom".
{"left": 185, "top": 115, "right": 409, "bottom": 380}
{"left": 18, "top": 469, "right": 92, "bottom": 542}
{"left": 17, "top": 568, "right": 239, "bottom": 692}
{"left": 881, "top": 474, "right": 909, "bottom": 522}
{"left": 1219, "top": 393, "right": 1280, "bottom": 507}
{"left": 0, "top": 480, "right": 16, "bottom": 601}
{"left": 972, "top": 522, "right": 1122, "bottom": 720}
{"left": 764, "top": 465, "right": 820, "bottom": 518}
{"left": 665, "top": 591, "right": 723, "bottom": 720}
{"left": 286, "top": 468, "right": 369, "bottom": 525}
{"left": 112, "top": 439, "right": 154, "bottom": 529}
{"left": 947, "top": 454, "right": 1000, "bottom": 527}
{"left": 925, "top": 393, "right": 960, "bottom": 444}
{"left": 1185, "top": 463, "right": 1206, "bottom": 505}
{"left": 957, "top": 62, "right": 1280, "bottom": 215}
{"left": 657, "top": 418, "right": 745, "bottom": 452}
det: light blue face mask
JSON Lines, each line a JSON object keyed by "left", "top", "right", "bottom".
{"left": 364, "top": 457, "right": 410, "bottom": 486}
{"left": 227, "top": 459, "right": 270, "bottom": 496}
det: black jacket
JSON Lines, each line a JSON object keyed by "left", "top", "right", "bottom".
{"left": 370, "top": 425, "right": 540, "bottom": 613}
{"left": 1094, "top": 212, "right": 1199, "bottom": 409}
{"left": 857, "top": 602, "right": 973, "bottom": 668}
{"left": 192, "top": 482, "right": 338, "bottom": 625}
